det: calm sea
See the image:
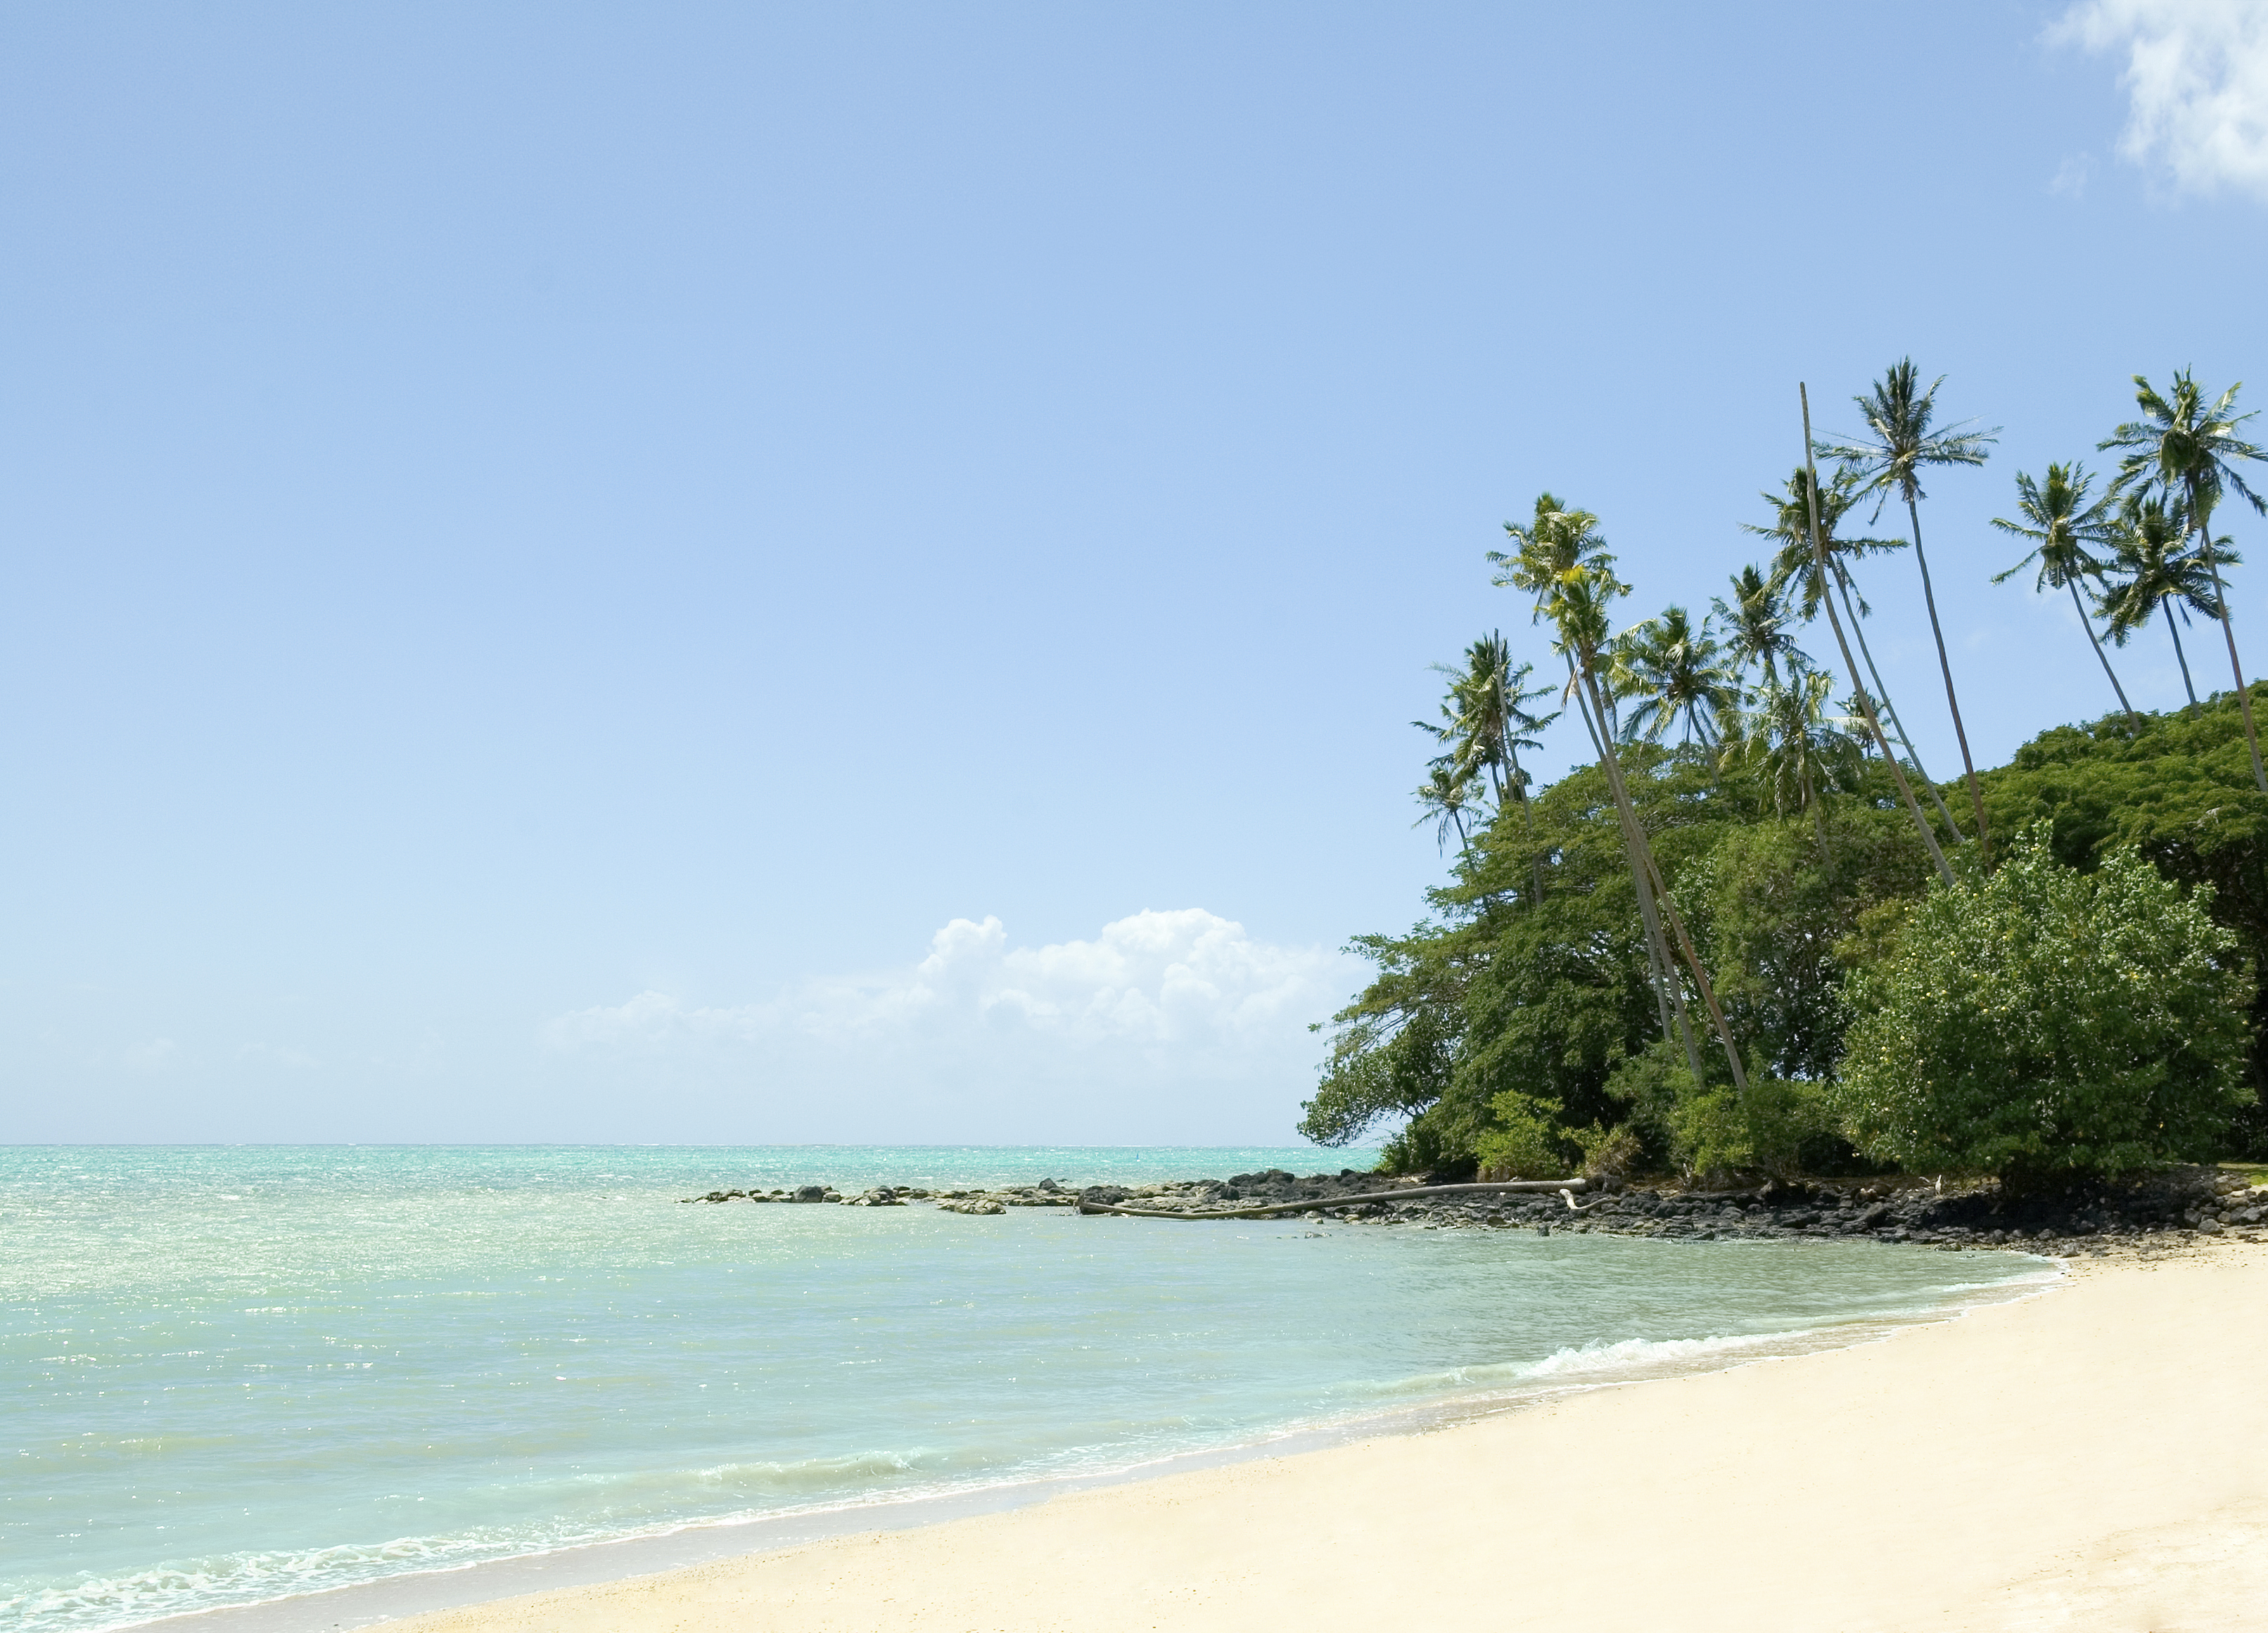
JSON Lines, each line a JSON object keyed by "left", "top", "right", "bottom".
{"left": 3, "top": 1145, "right": 2051, "bottom": 1631}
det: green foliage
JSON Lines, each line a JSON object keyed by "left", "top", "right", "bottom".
{"left": 1667, "top": 1080, "right": 1838, "bottom": 1184}
{"left": 1836, "top": 826, "right": 2255, "bottom": 1187}
{"left": 1473, "top": 1091, "right": 1570, "bottom": 1179}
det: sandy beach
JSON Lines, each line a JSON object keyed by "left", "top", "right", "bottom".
{"left": 374, "top": 1238, "right": 2268, "bottom": 1633}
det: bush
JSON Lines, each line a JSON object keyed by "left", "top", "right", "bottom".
{"left": 1668, "top": 1079, "right": 1837, "bottom": 1184}
{"left": 1835, "top": 826, "right": 2255, "bottom": 1187}
{"left": 1474, "top": 1091, "right": 1572, "bottom": 1178}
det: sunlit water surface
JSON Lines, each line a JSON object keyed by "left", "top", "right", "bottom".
{"left": 1, "top": 1145, "right": 2052, "bottom": 1630}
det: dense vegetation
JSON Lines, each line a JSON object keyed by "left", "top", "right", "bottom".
{"left": 1306, "top": 364, "right": 2268, "bottom": 1185}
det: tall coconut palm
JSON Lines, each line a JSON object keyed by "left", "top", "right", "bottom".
{"left": 1491, "top": 494, "right": 1620, "bottom": 748}
{"left": 2097, "top": 494, "right": 2231, "bottom": 710}
{"left": 1990, "top": 462, "right": 2142, "bottom": 734}
{"left": 1799, "top": 385, "right": 1957, "bottom": 889}
{"left": 2101, "top": 371, "right": 2268, "bottom": 793}
{"left": 1610, "top": 605, "right": 1739, "bottom": 748}
{"left": 1536, "top": 549, "right": 1747, "bottom": 1096}
{"left": 1746, "top": 462, "right": 1963, "bottom": 841}
{"left": 1413, "top": 764, "right": 1482, "bottom": 856}
{"left": 1819, "top": 359, "right": 1999, "bottom": 860}
{"left": 1712, "top": 563, "right": 1811, "bottom": 696}
{"left": 1736, "top": 667, "right": 1863, "bottom": 862}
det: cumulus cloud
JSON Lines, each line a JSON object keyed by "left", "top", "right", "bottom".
{"left": 542, "top": 910, "right": 1358, "bottom": 1141}
{"left": 2053, "top": 0, "right": 2268, "bottom": 198}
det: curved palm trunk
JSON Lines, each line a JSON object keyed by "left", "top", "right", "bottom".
{"left": 1802, "top": 387, "right": 1958, "bottom": 890}
{"left": 2165, "top": 602, "right": 2200, "bottom": 707}
{"left": 1577, "top": 663, "right": 1747, "bottom": 1098}
{"left": 1570, "top": 679, "right": 1695, "bottom": 1076}
{"left": 2186, "top": 493, "right": 2268, "bottom": 795}
{"left": 1906, "top": 497, "right": 1992, "bottom": 864}
{"left": 2069, "top": 577, "right": 2143, "bottom": 734}
{"left": 1834, "top": 560, "right": 1963, "bottom": 840}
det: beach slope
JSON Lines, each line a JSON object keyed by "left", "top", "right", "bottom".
{"left": 392, "top": 1246, "right": 2268, "bottom": 1633}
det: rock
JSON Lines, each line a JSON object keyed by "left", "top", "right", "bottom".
{"left": 792, "top": 1185, "right": 829, "bottom": 1203}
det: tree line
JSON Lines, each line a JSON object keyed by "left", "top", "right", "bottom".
{"left": 1309, "top": 362, "right": 2267, "bottom": 1189}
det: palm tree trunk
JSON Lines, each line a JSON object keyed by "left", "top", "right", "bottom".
{"left": 2069, "top": 577, "right": 2143, "bottom": 734}
{"left": 2186, "top": 492, "right": 2268, "bottom": 795}
{"left": 1505, "top": 756, "right": 1547, "bottom": 912}
{"left": 1572, "top": 680, "right": 1695, "bottom": 1075}
{"left": 1906, "top": 495, "right": 1992, "bottom": 864}
{"left": 1801, "top": 386, "right": 1958, "bottom": 890}
{"left": 1579, "top": 663, "right": 1747, "bottom": 1098}
{"left": 1835, "top": 559, "right": 1963, "bottom": 840}
{"left": 2166, "top": 603, "right": 2199, "bottom": 707}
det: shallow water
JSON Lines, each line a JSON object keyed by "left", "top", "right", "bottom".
{"left": 1, "top": 1146, "right": 2051, "bottom": 1632}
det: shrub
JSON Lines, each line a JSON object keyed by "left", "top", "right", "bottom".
{"left": 1667, "top": 1079, "right": 1837, "bottom": 1184}
{"left": 1474, "top": 1091, "right": 1572, "bottom": 1179}
{"left": 1835, "top": 826, "right": 2255, "bottom": 1187}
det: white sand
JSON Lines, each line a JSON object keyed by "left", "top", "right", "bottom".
{"left": 390, "top": 1243, "right": 2268, "bottom": 1633}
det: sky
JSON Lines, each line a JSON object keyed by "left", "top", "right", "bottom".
{"left": 4, "top": 0, "right": 2267, "bottom": 1144}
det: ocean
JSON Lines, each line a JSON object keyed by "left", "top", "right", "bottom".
{"left": 3, "top": 1145, "right": 2053, "bottom": 1631}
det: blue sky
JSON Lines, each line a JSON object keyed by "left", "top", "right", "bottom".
{"left": 4, "top": 1, "right": 2265, "bottom": 1143}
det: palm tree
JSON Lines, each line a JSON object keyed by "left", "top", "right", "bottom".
{"left": 1491, "top": 494, "right": 1619, "bottom": 749}
{"left": 1610, "top": 606, "right": 1739, "bottom": 748}
{"left": 1797, "top": 385, "right": 1956, "bottom": 889}
{"left": 1413, "top": 764, "right": 1482, "bottom": 855}
{"left": 1745, "top": 462, "right": 1963, "bottom": 842}
{"left": 1712, "top": 563, "right": 1810, "bottom": 695}
{"left": 1534, "top": 543, "right": 1747, "bottom": 1097}
{"left": 2097, "top": 494, "right": 2231, "bottom": 710}
{"left": 1820, "top": 359, "right": 1999, "bottom": 860}
{"left": 1990, "top": 463, "right": 2142, "bottom": 734}
{"left": 2101, "top": 371, "right": 2268, "bottom": 793}
{"left": 1417, "top": 634, "right": 1557, "bottom": 905}
{"left": 1736, "top": 667, "right": 1863, "bottom": 862}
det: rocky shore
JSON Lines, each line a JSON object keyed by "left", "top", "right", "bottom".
{"left": 682, "top": 1165, "right": 2268, "bottom": 1253}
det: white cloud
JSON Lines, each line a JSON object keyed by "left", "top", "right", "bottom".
{"left": 2053, "top": 0, "right": 2268, "bottom": 198}
{"left": 542, "top": 909, "right": 1358, "bottom": 1141}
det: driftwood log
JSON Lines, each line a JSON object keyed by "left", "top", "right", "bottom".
{"left": 1074, "top": 1179, "right": 1591, "bottom": 1221}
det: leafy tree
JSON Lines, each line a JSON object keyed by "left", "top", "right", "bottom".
{"left": 2103, "top": 371, "right": 2268, "bottom": 793}
{"left": 1836, "top": 827, "right": 2254, "bottom": 1188}
{"left": 1821, "top": 359, "right": 1998, "bottom": 859}
{"left": 1990, "top": 462, "right": 2141, "bottom": 733}
{"left": 2096, "top": 493, "right": 2229, "bottom": 709}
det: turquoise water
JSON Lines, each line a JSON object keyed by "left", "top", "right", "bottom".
{"left": 3, "top": 1146, "right": 2050, "bottom": 1631}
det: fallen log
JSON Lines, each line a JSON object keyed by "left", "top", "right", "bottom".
{"left": 1075, "top": 1179, "right": 1591, "bottom": 1220}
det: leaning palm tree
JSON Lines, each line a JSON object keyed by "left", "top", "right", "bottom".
{"left": 1491, "top": 494, "right": 1619, "bottom": 748}
{"left": 1991, "top": 462, "right": 2143, "bottom": 734}
{"left": 1610, "top": 605, "right": 1740, "bottom": 748}
{"left": 2101, "top": 371, "right": 2268, "bottom": 792}
{"left": 1537, "top": 549, "right": 1747, "bottom": 1097}
{"left": 1413, "top": 763, "right": 1482, "bottom": 856}
{"left": 2097, "top": 494, "right": 2231, "bottom": 710}
{"left": 1746, "top": 462, "right": 1963, "bottom": 842}
{"left": 1820, "top": 359, "right": 1999, "bottom": 859}
{"left": 1798, "top": 385, "right": 1957, "bottom": 889}
{"left": 1736, "top": 667, "right": 1864, "bottom": 862}
{"left": 1712, "top": 563, "right": 1811, "bottom": 696}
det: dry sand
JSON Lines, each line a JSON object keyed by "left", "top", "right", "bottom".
{"left": 390, "top": 1241, "right": 2268, "bottom": 1633}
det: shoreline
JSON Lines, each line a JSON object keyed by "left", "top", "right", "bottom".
{"left": 288, "top": 1236, "right": 2268, "bottom": 1632}
{"left": 137, "top": 1239, "right": 2063, "bottom": 1633}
